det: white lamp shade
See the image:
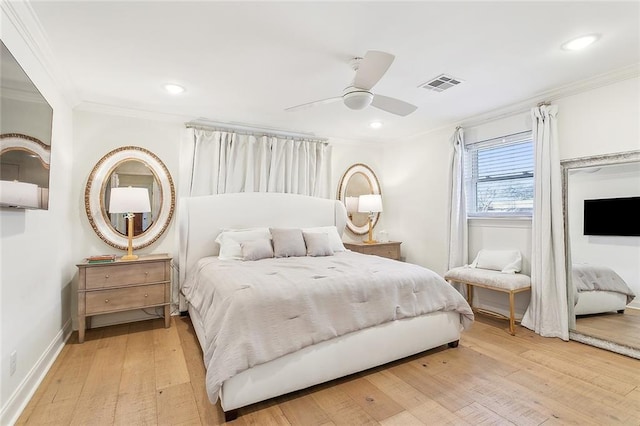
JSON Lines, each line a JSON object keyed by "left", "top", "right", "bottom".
{"left": 358, "top": 194, "right": 383, "bottom": 213}
{"left": 0, "top": 180, "right": 39, "bottom": 208}
{"left": 345, "top": 196, "right": 359, "bottom": 213}
{"left": 109, "top": 187, "right": 151, "bottom": 213}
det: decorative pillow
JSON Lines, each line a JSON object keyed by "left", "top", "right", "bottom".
{"left": 270, "top": 228, "right": 307, "bottom": 258}
{"left": 303, "top": 232, "right": 334, "bottom": 257}
{"left": 301, "top": 226, "right": 346, "bottom": 252}
{"left": 470, "top": 249, "right": 522, "bottom": 274}
{"left": 240, "top": 239, "right": 274, "bottom": 261}
{"left": 215, "top": 228, "right": 271, "bottom": 260}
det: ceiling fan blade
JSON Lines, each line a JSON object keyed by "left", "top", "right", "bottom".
{"left": 285, "top": 97, "right": 342, "bottom": 112}
{"left": 353, "top": 51, "right": 395, "bottom": 90}
{"left": 371, "top": 94, "right": 418, "bottom": 116}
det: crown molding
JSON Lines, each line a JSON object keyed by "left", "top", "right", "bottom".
{"left": 75, "top": 101, "right": 194, "bottom": 124}
{"left": 402, "top": 63, "right": 640, "bottom": 143}
{"left": 1, "top": 0, "right": 80, "bottom": 107}
{"left": 458, "top": 63, "right": 639, "bottom": 130}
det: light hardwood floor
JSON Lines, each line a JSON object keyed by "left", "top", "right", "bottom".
{"left": 17, "top": 315, "right": 640, "bottom": 425}
{"left": 575, "top": 307, "right": 640, "bottom": 349}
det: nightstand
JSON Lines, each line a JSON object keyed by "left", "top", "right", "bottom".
{"left": 76, "top": 253, "right": 172, "bottom": 343}
{"left": 344, "top": 241, "right": 402, "bottom": 260}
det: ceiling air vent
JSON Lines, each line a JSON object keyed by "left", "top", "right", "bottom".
{"left": 419, "top": 74, "right": 463, "bottom": 92}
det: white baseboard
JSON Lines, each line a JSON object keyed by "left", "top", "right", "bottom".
{"left": 0, "top": 319, "right": 73, "bottom": 426}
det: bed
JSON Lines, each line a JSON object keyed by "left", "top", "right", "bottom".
{"left": 178, "top": 192, "right": 473, "bottom": 421}
{"left": 572, "top": 263, "right": 636, "bottom": 316}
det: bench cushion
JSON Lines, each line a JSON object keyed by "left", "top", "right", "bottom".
{"left": 444, "top": 267, "right": 531, "bottom": 291}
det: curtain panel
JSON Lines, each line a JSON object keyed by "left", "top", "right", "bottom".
{"left": 447, "top": 127, "right": 468, "bottom": 270}
{"left": 521, "top": 105, "right": 569, "bottom": 339}
{"left": 183, "top": 128, "right": 331, "bottom": 198}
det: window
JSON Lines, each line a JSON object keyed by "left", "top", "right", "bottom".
{"left": 464, "top": 131, "right": 534, "bottom": 217}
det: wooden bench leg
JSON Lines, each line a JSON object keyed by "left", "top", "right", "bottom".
{"left": 466, "top": 283, "right": 474, "bottom": 308}
{"left": 509, "top": 291, "right": 516, "bottom": 335}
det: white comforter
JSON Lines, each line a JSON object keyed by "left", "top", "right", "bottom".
{"left": 182, "top": 251, "right": 474, "bottom": 403}
{"left": 572, "top": 263, "right": 636, "bottom": 304}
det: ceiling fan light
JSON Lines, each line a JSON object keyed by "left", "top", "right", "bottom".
{"left": 343, "top": 91, "right": 374, "bottom": 110}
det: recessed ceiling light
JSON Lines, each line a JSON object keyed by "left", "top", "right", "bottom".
{"left": 561, "top": 34, "right": 600, "bottom": 51}
{"left": 369, "top": 121, "right": 382, "bottom": 129}
{"left": 164, "top": 83, "right": 185, "bottom": 94}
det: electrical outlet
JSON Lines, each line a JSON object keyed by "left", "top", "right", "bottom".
{"left": 10, "top": 351, "right": 17, "bottom": 376}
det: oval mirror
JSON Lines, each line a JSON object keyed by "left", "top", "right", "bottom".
{"left": 337, "top": 163, "right": 381, "bottom": 235}
{"left": 85, "top": 146, "right": 175, "bottom": 250}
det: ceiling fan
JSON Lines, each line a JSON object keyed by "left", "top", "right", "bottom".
{"left": 285, "top": 51, "right": 418, "bottom": 117}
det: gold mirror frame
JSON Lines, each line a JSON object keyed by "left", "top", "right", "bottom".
{"left": 337, "top": 163, "right": 381, "bottom": 235}
{"left": 85, "top": 146, "right": 175, "bottom": 250}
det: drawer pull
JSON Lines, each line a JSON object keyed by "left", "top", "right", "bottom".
{"left": 145, "top": 271, "right": 149, "bottom": 275}
{"left": 105, "top": 275, "right": 109, "bottom": 279}
{"left": 105, "top": 299, "right": 109, "bottom": 303}
{"left": 144, "top": 294, "right": 148, "bottom": 297}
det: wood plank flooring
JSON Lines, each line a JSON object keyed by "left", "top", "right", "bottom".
{"left": 574, "top": 307, "right": 640, "bottom": 349}
{"left": 17, "top": 315, "right": 640, "bottom": 425}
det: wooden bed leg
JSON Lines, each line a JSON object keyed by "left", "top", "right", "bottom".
{"left": 224, "top": 409, "right": 239, "bottom": 422}
{"left": 448, "top": 340, "right": 459, "bottom": 348}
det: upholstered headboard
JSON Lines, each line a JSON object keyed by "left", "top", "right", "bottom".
{"left": 178, "top": 192, "right": 347, "bottom": 288}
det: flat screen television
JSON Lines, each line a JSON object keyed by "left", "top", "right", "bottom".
{"left": 583, "top": 196, "right": 640, "bottom": 237}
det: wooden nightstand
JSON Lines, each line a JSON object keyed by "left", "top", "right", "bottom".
{"left": 76, "top": 253, "right": 172, "bottom": 343}
{"left": 344, "top": 241, "right": 402, "bottom": 260}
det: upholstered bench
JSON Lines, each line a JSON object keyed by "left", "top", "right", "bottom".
{"left": 445, "top": 266, "right": 531, "bottom": 335}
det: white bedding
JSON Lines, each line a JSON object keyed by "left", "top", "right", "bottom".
{"left": 572, "top": 264, "right": 636, "bottom": 305}
{"left": 182, "top": 251, "right": 474, "bottom": 404}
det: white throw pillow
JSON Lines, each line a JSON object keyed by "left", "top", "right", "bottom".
{"left": 301, "top": 226, "right": 346, "bottom": 252}
{"left": 303, "top": 232, "right": 334, "bottom": 257}
{"left": 215, "top": 228, "right": 271, "bottom": 260}
{"left": 270, "top": 228, "right": 307, "bottom": 258}
{"left": 470, "top": 249, "right": 522, "bottom": 274}
{"left": 241, "top": 239, "right": 274, "bottom": 261}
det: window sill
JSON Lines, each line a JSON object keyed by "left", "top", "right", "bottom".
{"left": 468, "top": 216, "right": 532, "bottom": 229}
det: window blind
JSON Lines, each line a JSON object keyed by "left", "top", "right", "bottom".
{"left": 464, "top": 131, "right": 534, "bottom": 216}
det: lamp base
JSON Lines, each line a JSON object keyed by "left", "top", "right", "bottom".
{"left": 120, "top": 254, "right": 139, "bottom": 261}
{"left": 362, "top": 239, "right": 378, "bottom": 244}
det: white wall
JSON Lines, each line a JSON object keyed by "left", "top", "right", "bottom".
{"left": 568, "top": 164, "right": 640, "bottom": 308}
{"left": 381, "top": 76, "right": 640, "bottom": 319}
{"left": 0, "top": 12, "right": 75, "bottom": 424}
{"left": 71, "top": 109, "right": 183, "bottom": 328}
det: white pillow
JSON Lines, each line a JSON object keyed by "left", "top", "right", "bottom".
{"left": 301, "top": 226, "right": 346, "bottom": 252}
{"left": 303, "top": 232, "right": 334, "bottom": 257}
{"left": 270, "top": 228, "right": 307, "bottom": 258}
{"left": 241, "top": 239, "right": 274, "bottom": 261}
{"left": 470, "top": 249, "right": 522, "bottom": 274}
{"left": 215, "top": 228, "right": 271, "bottom": 260}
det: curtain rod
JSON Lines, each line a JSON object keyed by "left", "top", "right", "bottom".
{"left": 185, "top": 119, "right": 328, "bottom": 143}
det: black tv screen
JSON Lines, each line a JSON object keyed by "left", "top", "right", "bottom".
{"left": 583, "top": 196, "right": 640, "bottom": 236}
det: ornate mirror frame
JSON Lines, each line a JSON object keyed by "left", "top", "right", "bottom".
{"left": 562, "top": 149, "right": 640, "bottom": 357}
{"left": 337, "top": 163, "right": 381, "bottom": 235}
{"left": 85, "top": 146, "right": 175, "bottom": 250}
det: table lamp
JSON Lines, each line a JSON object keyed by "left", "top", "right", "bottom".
{"left": 108, "top": 187, "right": 151, "bottom": 260}
{"left": 358, "top": 194, "right": 382, "bottom": 244}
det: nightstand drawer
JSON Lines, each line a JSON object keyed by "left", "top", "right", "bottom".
{"left": 85, "top": 262, "right": 166, "bottom": 289}
{"left": 85, "top": 283, "right": 166, "bottom": 314}
{"left": 369, "top": 245, "right": 400, "bottom": 259}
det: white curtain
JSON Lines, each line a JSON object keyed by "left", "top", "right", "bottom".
{"left": 184, "top": 128, "right": 331, "bottom": 198}
{"left": 521, "top": 105, "right": 569, "bottom": 340}
{"left": 448, "top": 127, "right": 468, "bottom": 270}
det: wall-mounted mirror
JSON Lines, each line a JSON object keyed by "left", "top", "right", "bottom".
{"left": 85, "top": 146, "right": 175, "bottom": 250}
{"left": 563, "top": 150, "right": 640, "bottom": 359}
{"left": 0, "top": 41, "right": 53, "bottom": 209}
{"left": 337, "top": 163, "right": 381, "bottom": 235}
